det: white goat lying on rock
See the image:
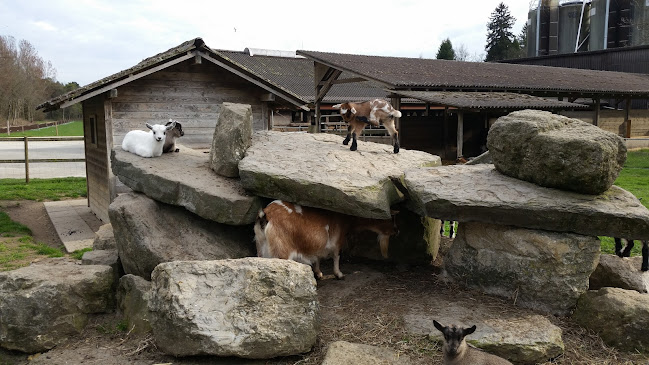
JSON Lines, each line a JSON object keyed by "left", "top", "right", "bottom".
{"left": 122, "top": 122, "right": 176, "bottom": 158}
{"left": 434, "top": 320, "right": 513, "bottom": 365}
{"left": 254, "top": 200, "right": 398, "bottom": 279}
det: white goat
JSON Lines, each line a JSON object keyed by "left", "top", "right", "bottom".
{"left": 121, "top": 122, "right": 175, "bottom": 158}
{"left": 434, "top": 321, "right": 512, "bottom": 365}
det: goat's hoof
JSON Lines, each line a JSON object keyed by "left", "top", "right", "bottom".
{"left": 642, "top": 266, "right": 648, "bottom": 272}
{"left": 343, "top": 139, "right": 350, "bottom": 145}
{"left": 350, "top": 144, "right": 357, "bottom": 151}
{"left": 393, "top": 146, "right": 400, "bottom": 153}
{"left": 174, "top": 148, "right": 180, "bottom": 152}
{"left": 335, "top": 274, "right": 345, "bottom": 280}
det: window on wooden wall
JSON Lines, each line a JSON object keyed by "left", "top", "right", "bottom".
{"left": 89, "top": 115, "right": 98, "bottom": 146}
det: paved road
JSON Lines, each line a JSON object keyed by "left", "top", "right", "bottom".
{"left": 0, "top": 140, "right": 86, "bottom": 179}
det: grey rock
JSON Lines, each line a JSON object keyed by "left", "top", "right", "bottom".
{"left": 407, "top": 303, "right": 564, "bottom": 364}
{"left": 590, "top": 254, "right": 649, "bottom": 293}
{"left": 404, "top": 164, "right": 649, "bottom": 240}
{"left": 0, "top": 258, "right": 114, "bottom": 353}
{"left": 573, "top": 287, "right": 649, "bottom": 352}
{"left": 465, "top": 150, "right": 492, "bottom": 165}
{"left": 487, "top": 110, "right": 626, "bottom": 194}
{"left": 93, "top": 224, "right": 115, "bottom": 250}
{"left": 239, "top": 131, "right": 440, "bottom": 219}
{"left": 321, "top": 341, "right": 411, "bottom": 365}
{"left": 82, "top": 249, "right": 118, "bottom": 266}
{"left": 444, "top": 222, "right": 600, "bottom": 315}
{"left": 148, "top": 258, "right": 318, "bottom": 358}
{"left": 117, "top": 274, "right": 152, "bottom": 335}
{"left": 209, "top": 102, "right": 253, "bottom": 178}
{"left": 108, "top": 192, "right": 254, "bottom": 280}
{"left": 111, "top": 145, "right": 262, "bottom": 225}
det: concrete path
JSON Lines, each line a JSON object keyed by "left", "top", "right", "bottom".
{"left": 44, "top": 200, "right": 95, "bottom": 253}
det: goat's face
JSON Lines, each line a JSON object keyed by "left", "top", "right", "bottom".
{"left": 433, "top": 320, "right": 476, "bottom": 358}
{"left": 146, "top": 123, "right": 171, "bottom": 143}
{"left": 332, "top": 103, "right": 356, "bottom": 123}
{"left": 166, "top": 120, "right": 184, "bottom": 136}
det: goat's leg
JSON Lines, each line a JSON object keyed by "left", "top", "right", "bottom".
{"left": 312, "top": 258, "right": 324, "bottom": 280}
{"left": 622, "top": 239, "right": 635, "bottom": 257}
{"left": 450, "top": 221, "right": 457, "bottom": 239}
{"left": 615, "top": 238, "right": 625, "bottom": 257}
{"left": 332, "top": 249, "right": 345, "bottom": 280}
{"left": 343, "top": 125, "right": 352, "bottom": 145}
{"left": 642, "top": 241, "right": 648, "bottom": 272}
{"left": 383, "top": 119, "right": 400, "bottom": 153}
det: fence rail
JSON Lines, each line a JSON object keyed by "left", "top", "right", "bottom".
{"left": 0, "top": 136, "right": 85, "bottom": 183}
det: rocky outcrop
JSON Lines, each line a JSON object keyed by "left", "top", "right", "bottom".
{"left": 109, "top": 192, "right": 254, "bottom": 280}
{"left": 209, "top": 102, "right": 252, "bottom": 178}
{"left": 93, "top": 224, "right": 115, "bottom": 250}
{"left": 117, "top": 274, "right": 152, "bottom": 335}
{"left": 111, "top": 146, "right": 262, "bottom": 225}
{"left": 487, "top": 110, "right": 626, "bottom": 194}
{"left": 148, "top": 258, "right": 318, "bottom": 358}
{"left": 589, "top": 254, "right": 649, "bottom": 293}
{"left": 0, "top": 258, "right": 114, "bottom": 353}
{"left": 406, "top": 305, "right": 564, "bottom": 364}
{"left": 404, "top": 164, "right": 649, "bottom": 240}
{"left": 444, "top": 222, "right": 600, "bottom": 315}
{"left": 239, "top": 131, "right": 440, "bottom": 219}
{"left": 573, "top": 287, "right": 649, "bottom": 352}
{"left": 321, "top": 341, "right": 411, "bottom": 365}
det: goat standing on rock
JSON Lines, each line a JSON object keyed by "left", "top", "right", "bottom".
{"left": 615, "top": 238, "right": 649, "bottom": 271}
{"left": 434, "top": 320, "right": 513, "bottom": 365}
{"left": 122, "top": 121, "right": 176, "bottom": 158}
{"left": 254, "top": 200, "right": 398, "bottom": 279}
{"left": 332, "top": 99, "right": 402, "bottom": 154}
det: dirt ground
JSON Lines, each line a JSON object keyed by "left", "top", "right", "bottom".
{"left": 1, "top": 201, "right": 648, "bottom": 365}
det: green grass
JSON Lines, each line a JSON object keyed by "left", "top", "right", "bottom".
{"left": 0, "top": 211, "right": 32, "bottom": 237}
{"left": 0, "top": 121, "right": 83, "bottom": 137}
{"left": 0, "top": 177, "right": 87, "bottom": 201}
{"left": 599, "top": 148, "right": 649, "bottom": 255}
{"left": 0, "top": 235, "right": 64, "bottom": 271}
{"left": 70, "top": 247, "right": 92, "bottom": 260}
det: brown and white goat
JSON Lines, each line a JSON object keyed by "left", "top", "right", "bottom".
{"left": 332, "top": 99, "right": 402, "bottom": 153}
{"left": 434, "top": 321, "right": 513, "bottom": 365}
{"left": 254, "top": 200, "right": 398, "bottom": 279}
{"left": 162, "top": 119, "right": 184, "bottom": 153}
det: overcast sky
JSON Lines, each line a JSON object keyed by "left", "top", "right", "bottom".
{"left": 0, "top": 0, "right": 531, "bottom": 86}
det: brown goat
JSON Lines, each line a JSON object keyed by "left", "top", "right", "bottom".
{"left": 254, "top": 200, "right": 398, "bottom": 279}
{"left": 332, "top": 99, "right": 402, "bottom": 153}
{"left": 162, "top": 119, "right": 184, "bottom": 153}
{"left": 434, "top": 321, "right": 513, "bottom": 365}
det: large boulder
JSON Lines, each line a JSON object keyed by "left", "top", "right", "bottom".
{"left": 93, "top": 223, "right": 115, "bottom": 250}
{"left": 573, "top": 287, "right": 649, "bottom": 352}
{"left": 408, "top": 307, "right": 564, "bottom": 364}
{"left": 108, "top": 192, "right": 254, "bottom": 280}
{"left": 589, "top": 254, "right": 649, "bottom": 293}
{"left": 111, "top": 146, "right": 261, "bottom": 225}
{"left": 239, "top": 131, "right": 440, "bottom": 219}
{"left": 321, "top": 341, "right": 411, "bottom": 365}
{"left": 443, "top": 222, "right": 601, "bottom": 315}
{"left": 404, "top": 164, "right": 649, "bottom": 240}
{"left": 117, "top": 274, "right": 152, "bottom": 335}
{"left": 487, "top": 110, "right": 626, "bottom": 194}
{"left": 148, "top": 258, "right": 319, "bottom": 358}
{"left": 0, "top": 258, "right": 114, "bottom": 353}
{"left": 209, "top": 102, "right": 253, "bottom": 178}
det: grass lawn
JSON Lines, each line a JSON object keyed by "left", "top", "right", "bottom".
{"left": 0, "top": 211, "right": 64, "bottom": 271}
{"left": 0, "top": 177, "right": 87, "bottom": 201}
{"left": 599, "top": 148, "right": 649, "bottom": 255}
{"left": 0, "top": 121, "right": 83, "bottom": 137}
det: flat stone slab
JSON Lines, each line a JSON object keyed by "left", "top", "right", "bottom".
{"left": 44, "top": 200, "right": 95, "bottom": 253}
{"left": 111, "top": 145, "right": 262, "bottom": 225}
{"left": 405, "top": 164, "right": 649, "bottom": 240}
{"left": 405, "top": 300, "right": 564, "bottom": 364}
{"left": 239, "top": 131, "right": 440, "bottom": 219}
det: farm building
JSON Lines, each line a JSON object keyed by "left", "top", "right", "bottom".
{"left": 38, "top": 38, "right": 649, "bottom": 222}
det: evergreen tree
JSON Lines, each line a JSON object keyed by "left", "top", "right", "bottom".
{"left": 436, "top": 38, "right": 456, "bottom": 60}
{"left": 485, "top": 2, "right": 517, "bottom": 61}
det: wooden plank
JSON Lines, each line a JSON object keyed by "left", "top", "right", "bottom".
{"left": 457, "top": 111, "right": 464, "bottom": 159}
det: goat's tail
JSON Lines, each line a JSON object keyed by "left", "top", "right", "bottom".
{"left": 253, "top": 209, "right": 269, "bottom": 257}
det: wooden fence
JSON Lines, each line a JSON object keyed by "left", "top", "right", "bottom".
{"left": 0, "top": 136, "right": 85, "bottom": 183}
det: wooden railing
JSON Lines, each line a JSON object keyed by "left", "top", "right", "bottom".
{"left": 0, "top": 136, "right": 85, "bottom": 183}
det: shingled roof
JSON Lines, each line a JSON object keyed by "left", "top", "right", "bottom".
{"left": 297, "top": 50, "right": 649, "bottom": 97}
{"left": 389, "top": 90, "right": 589, "bottom": 110}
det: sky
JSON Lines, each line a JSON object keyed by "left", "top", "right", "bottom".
{"left": 0, "top": 0, "right": 532, "bottom": 87}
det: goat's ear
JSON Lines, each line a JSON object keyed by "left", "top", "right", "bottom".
{"left": 350, "top": 107, "right": 357, "bottom": 114}
{"left": 433, "top": 320, "right": 445, "bottom": 333}
{"left": 332, "top": 104, "right": 342, "bottom": 109}
{"left": 146, "top": 123, "right": 153, "bottom": 130}
{"left": 463, "top": 325, "right": 476, "bottom": 336}
{"left": 166, "top": 121, "right": 176, "bottom": 130}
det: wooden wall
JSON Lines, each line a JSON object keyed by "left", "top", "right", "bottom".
{"left": 82, "top": 98, "right": 110, "bottom": 223}
{"left": 109, "top": 59, "right": 270, "bottom": 149}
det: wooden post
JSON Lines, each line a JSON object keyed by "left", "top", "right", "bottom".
{"left": 24, "top": 136, "right": 29, "bottom": 184}
{"left": 457, "top": 111, "right": 464, "bottom": 159}
{"left": 624, "top": 98, "right": 631, "bottom": 138}
{"left": 593, "top": 98, "right": 600, "bottom": 126}
{"left": 443, "top": 107, "right": 449, "bottom": 159}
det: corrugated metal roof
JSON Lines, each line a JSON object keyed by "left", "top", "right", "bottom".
{"left": 297, "top": 50, "right": 649, "bottom": 96}
{"left": 389, "top": 90, "right": 589, "bottom": 110}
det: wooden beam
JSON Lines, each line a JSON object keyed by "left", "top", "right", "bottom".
{"left": 625, "top": 98, "right": 631, "bottom": 138}
{"left": 457, "top": 111, "right": 464, "bottom": 159}
{"left": 193, "top": 53, "right": 202, "bottom": 65}
{"left": 60, "top": 53, "right": 195, "bottom": 109}
{"left": 593, "top": 98, "right": 600, "bottom": 127}
{"left": 108, "top": 89, "right": 118, "bottom": 99}
{"left": 316, "top": 68, "right": 342, "bottom": 103}
{"left": 328, "top": 77, "right": 366, "bottom": 85}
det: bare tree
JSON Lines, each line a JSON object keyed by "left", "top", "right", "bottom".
{"left": 455, "top": 44, "right": 470, "bottom": 61}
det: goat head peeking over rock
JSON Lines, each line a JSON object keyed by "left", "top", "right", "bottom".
{"left": 434, "top": 320, "right": 513, "bottom": 365}
{"left": 332, "top": 99, "right": 402, "bottom": 154}
{"left": 122, "top": 121, "right": 176, "bottom": 158}
{"left": 254, "top": 200, "right": 398, "bottom": 279}
{"left": 163, "top": 119, "right": 184, "bottom": 153}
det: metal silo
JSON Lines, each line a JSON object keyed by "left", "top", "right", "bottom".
{"left": 632, "top": 0, "right": 649, "bottom": 46}
{"left": 559, "top": 1, "right": 591, "bottom": 52}
{"left": 589, "top": 0, "right": 609, "bottom": 50}
{"left": 527, "top": 7, "right": 539, "bottom": 57}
